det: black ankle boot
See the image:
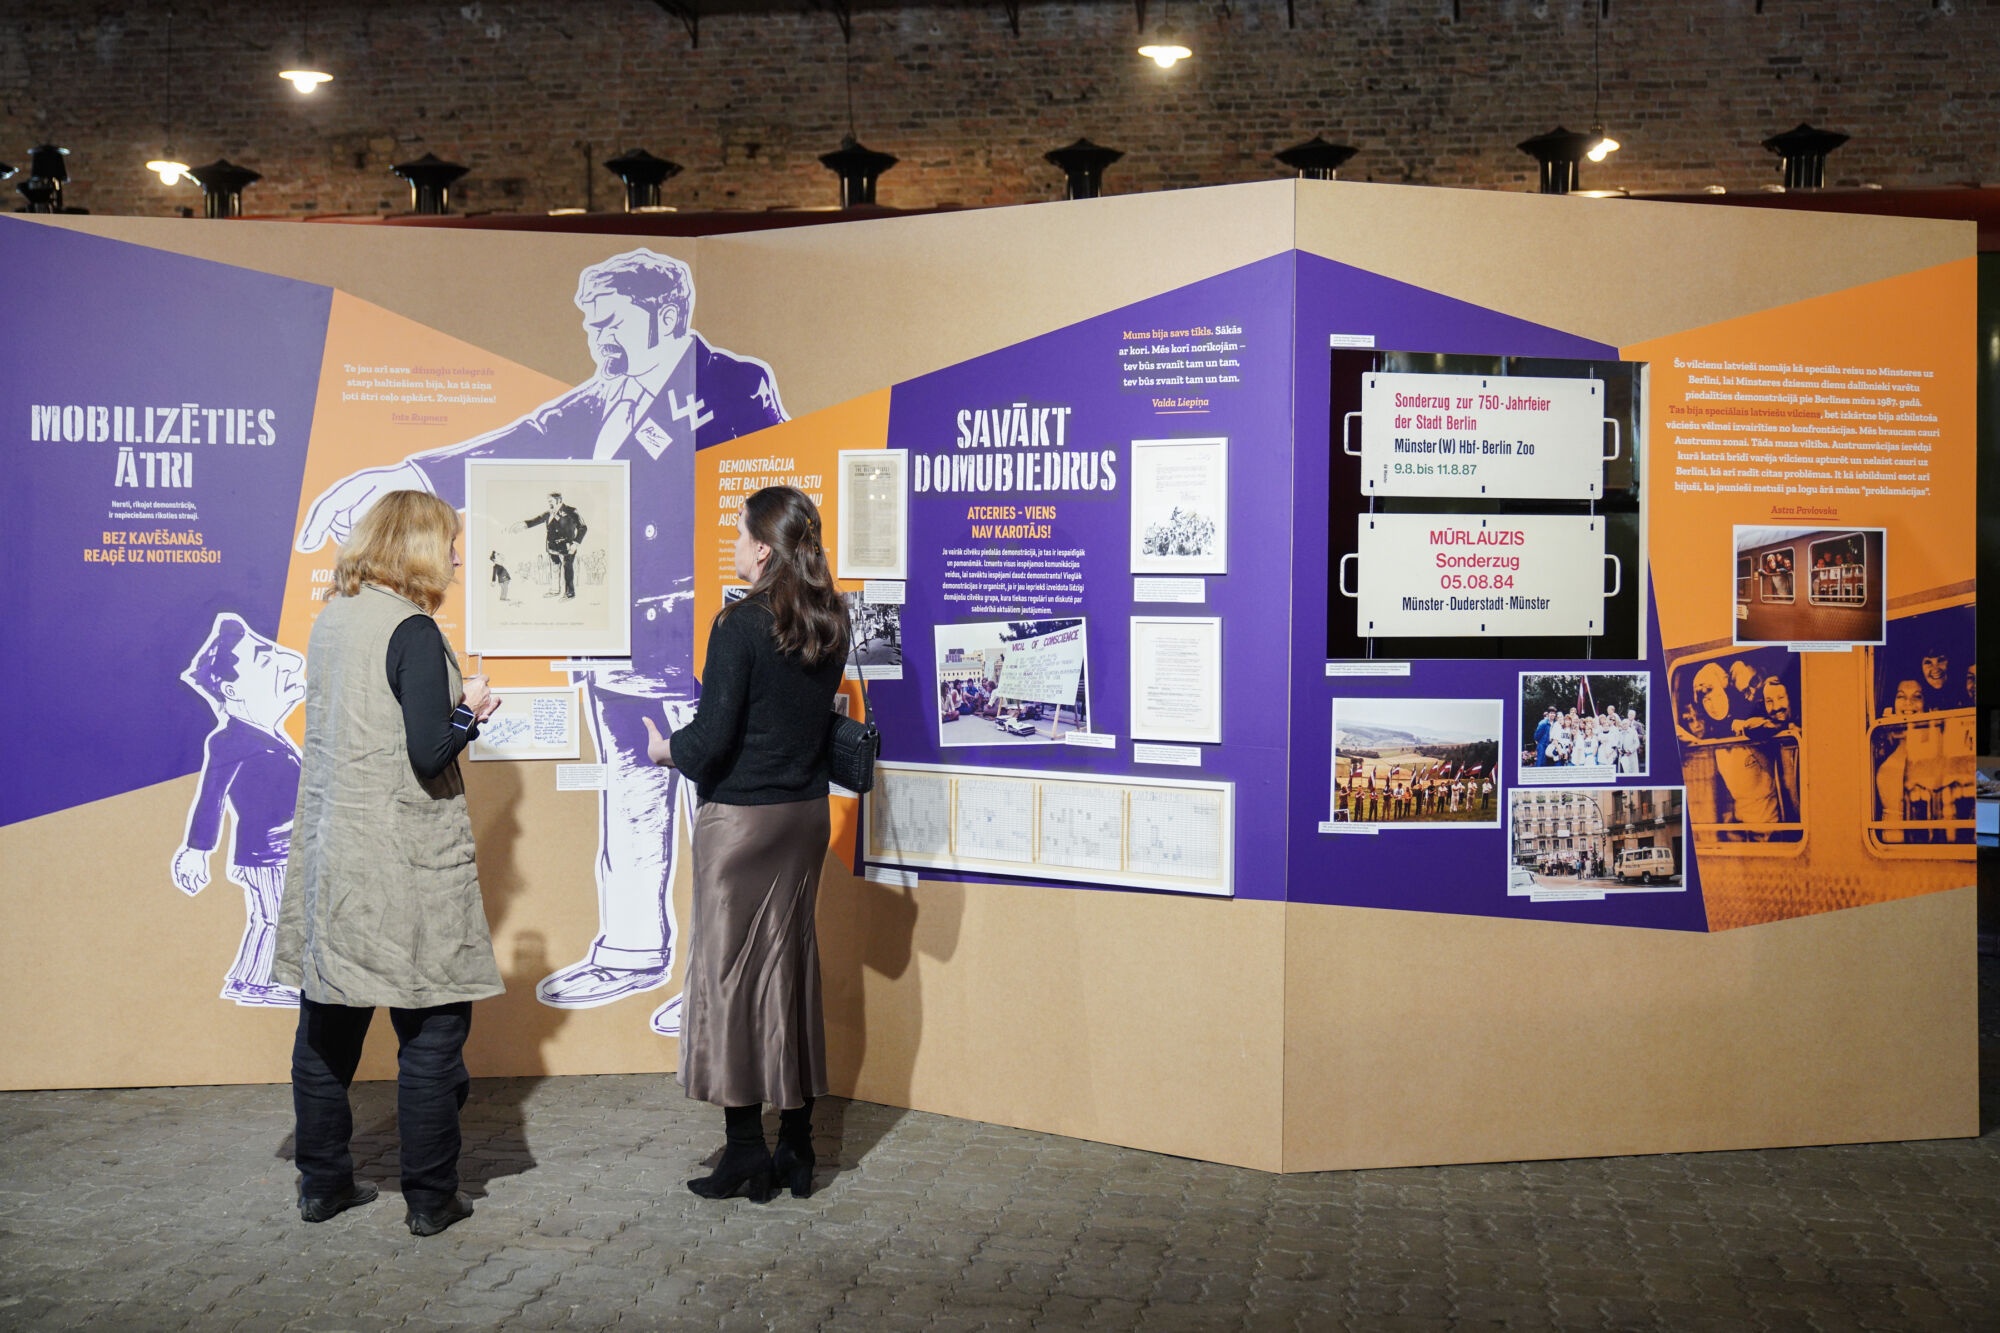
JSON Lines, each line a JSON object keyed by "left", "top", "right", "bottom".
{"left": 772, "top": 1097, "right": 816, "bottom": 1198}
{"left": 688, "top": 1104, "right": 775, "bottom": 1202}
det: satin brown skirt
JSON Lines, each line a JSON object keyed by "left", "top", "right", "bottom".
{"left": 676, "top": 797, "right": 830, "bottom": 1110}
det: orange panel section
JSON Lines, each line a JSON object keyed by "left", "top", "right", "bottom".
{"left": 693, "top": 387, "right": 895, "bottom": 866}
{"left": 1625, "top": 259, "right": 1976, "bottom": 929}
{"left": 277, "top": 291, "right": 573, "bottom": 745}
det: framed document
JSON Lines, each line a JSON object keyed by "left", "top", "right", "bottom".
{"left": 1130, "top": 436, "right": 1228, "bottom": 575}
{"left": 1129, "top": 615, "right": 1222, "bottom": 744}
{"left": 836, "top": 448, "right": 909, "bottom": 581}
{"left": 467, "top": 686, "right": 583, "bottom": 761}
{"left": 465, "top": 459, "right": 631, "bottom": 658}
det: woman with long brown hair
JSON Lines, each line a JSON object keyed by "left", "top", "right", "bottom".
{"left": 273, "top": 490, "right": 503, "bottom": 1236}
{"left": 642, "top": 485, "right": 849, "bottom": 1201}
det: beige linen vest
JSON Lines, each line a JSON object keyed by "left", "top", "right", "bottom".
{"left": 273, "top": 584, "right": 503, "bottom": 1008}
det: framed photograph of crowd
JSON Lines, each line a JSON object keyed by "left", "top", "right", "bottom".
{"left": 465, "top": 459, "right": 631, "bottom": 658}
{"left": 1329, "top": 696, "right": 1502, "bottom": 828}
{"left": 1518, "top": 671, "right": 1649, "bottom": 784}
{"left": 1129, "top": 436, "right": 1228, "bottom": 575}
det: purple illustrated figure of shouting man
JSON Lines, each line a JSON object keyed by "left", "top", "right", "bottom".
{"left": 293, "top": 249, "right": 786, "bottom": 1036}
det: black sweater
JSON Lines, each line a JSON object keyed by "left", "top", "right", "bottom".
{"left": 669, "top": 600, "right": 845, "bottom": 804}
{"left": 388, "top": 615, "right": 480, "bottom": 782}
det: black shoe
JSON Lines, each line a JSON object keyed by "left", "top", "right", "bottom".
{"left": 405, "top": 1192, "right": 474, "bottom": 1236}
{"left": 771, "top": 1139, "right": 816, "bottom": 1199}
{"left": 773, "top": 1099, "right": 816, "bottom": 1198}
{"left": 687, "top": 1140, "right": 776, "bottom": 1203}
{"left": 299, "top": 1181, "right": 378, "bottom": 1223}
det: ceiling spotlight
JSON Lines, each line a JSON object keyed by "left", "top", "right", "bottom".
{"left": 1138, "top": 42, "right": 1191, "bottom": 68}
{"left": 147, "top": 159, "right": 191, "bottom": 186}
{"left": 280, "top": 69, "right": 333, "bottom": 93}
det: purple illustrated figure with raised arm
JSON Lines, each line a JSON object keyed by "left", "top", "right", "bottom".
{"left": 172, "top": 612, "right": 307, "bottom": 1007}
{"left": 294, "top": 249, "right": 786, "bottom": 1036}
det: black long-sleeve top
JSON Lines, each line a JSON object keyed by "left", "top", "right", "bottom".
{"left": 669, "top": 599, "right": 845, "bottom": 804}
{"left": 387, "top": 615, "right": 480, "bottom": 781}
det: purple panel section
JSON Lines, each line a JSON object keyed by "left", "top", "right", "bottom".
{"left": 874, "top": 254, "right": 1296, "bottom": 899}
{"left": 0, "top": 219, "right": 331, "bottom": 826}
{"left": 1287, "top": 254, "right": 1708, "bottom": 930}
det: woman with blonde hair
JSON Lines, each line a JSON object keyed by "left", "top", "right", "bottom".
{"left": 273, "top": 490, "right": 503, "bottom": 1237}
{"left": 643, "top": 485, "right": 849, "bottom": 1202}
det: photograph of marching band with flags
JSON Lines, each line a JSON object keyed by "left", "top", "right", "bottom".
{"left": 1517, "top": 671, "right": 1650, "bottom": 785}
{"left": 1329, "top": 697, "right": 1503, "bottom": 828}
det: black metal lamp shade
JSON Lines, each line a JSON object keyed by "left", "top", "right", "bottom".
{"left": 1517, "top": 127, "right": 1596, "bottom": 195}
{"left": 392, "top": 152, "right": 469, "bottom": 215}
{"left": 1044, "top": 138, "right": 1124, "bottom": 200}
{"left": 187, "top": 159, "right": 262, "bottom": 219}
{"left": 604, "top": 149, "right": 683, "bottom": 212}
{"left": 1275, "top": 137, "right": 1358, "bottom": 181}
{"left": 819, "top": 136, "right": 898, "bottom": 209}
{"left": 1761, "top": 123, "right": 1849, "bottom": 191}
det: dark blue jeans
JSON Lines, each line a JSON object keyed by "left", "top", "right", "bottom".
{"left": 291, "top": 997, "right": 472, "bottom": 1212}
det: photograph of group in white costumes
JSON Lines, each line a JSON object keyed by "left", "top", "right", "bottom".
{"left": 1520, "top": 672, "right": 1648, "bottom": 778}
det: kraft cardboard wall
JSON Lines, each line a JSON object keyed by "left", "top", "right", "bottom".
{"left": 1280, "top": 186, "right": 1975, "bottom": 1168}
{"left": 2, "top": 185, "right": 1975, "bottom": 1175}
{"left": 0, "top": 220, "right": 704, "bottom": 1089}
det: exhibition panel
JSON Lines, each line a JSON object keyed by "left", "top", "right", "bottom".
{"left": 0, "top": 182, "right": 1976, "bottom": 1170}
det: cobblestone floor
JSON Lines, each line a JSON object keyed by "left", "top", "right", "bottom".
{"left": 2, "top": 957, "right": 1994, "bottom": 1333}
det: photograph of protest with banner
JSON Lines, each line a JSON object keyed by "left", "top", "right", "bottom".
{"left": 1330, "top": 697, "right": 1502, "bottom": 827}
{"left": 934, "top": 618, "right": 1091, "bottom": 747}
{"left": 1518, "top": 671, "right": 1649, "bottom": 783}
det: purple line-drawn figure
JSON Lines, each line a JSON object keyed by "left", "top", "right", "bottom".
{"left": 172, "top": 612, "right": 306, "bottom": 1007}
{"left": 294, "top": 249, "right": 786, "bottom": 1037}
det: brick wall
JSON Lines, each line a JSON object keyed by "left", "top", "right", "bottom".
{"left": 2, "top": 0, "right": 1994, "bottom": 219}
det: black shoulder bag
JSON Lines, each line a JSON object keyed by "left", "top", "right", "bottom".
{"left": 827, "top": 633, "right": 881, "bottom": 794}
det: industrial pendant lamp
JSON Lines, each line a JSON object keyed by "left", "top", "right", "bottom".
{"left": 279, "top": 7, "right": 334, "bottom": 93}
{"left": 1137, "top": 0, "right": 1192, "bottom": 68}
{"left": 818, "top": 32, "right": 896, "bottom": 208}
{"left": 1583, "top": 1, "right": 1619, "bottom": 164}
{"left": 146, "top": 9, "right": 190, "bottom": 187}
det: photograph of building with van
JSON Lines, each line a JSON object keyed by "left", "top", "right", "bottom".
{"left": 1508, "top": 787, "right": 1687, "bottom": 891}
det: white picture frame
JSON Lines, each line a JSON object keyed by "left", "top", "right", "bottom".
{"left": 467, "top": 686, "right": 583, "bottom": 762}
{"left": 1130, "top": 436, "right": 1228, "bottom": 575}
{"left": 864, "top": 758, "right": 1235, "bottom": 898}
{"left": 836, "top": 448, "right": 909, "bottom": 581}
{"left": 465, "top": 459, "right": 631, "bottom": 658}
{"left": 1129, "top": 615, "right": 1222, "bottom": 745}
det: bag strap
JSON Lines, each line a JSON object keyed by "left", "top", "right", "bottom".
{"left": 846, "top": 608, "right": 871, "bottom": 726}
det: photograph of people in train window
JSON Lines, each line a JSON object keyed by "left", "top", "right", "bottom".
{"left": 1866, "top": 603, "right": 1975, "bottom": 848}
{"left": 1733, "top": 526, "right": 1886, "bottom": 648}
{"left": 1670, "top": 646, "right": 1802, "bottom": 845}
